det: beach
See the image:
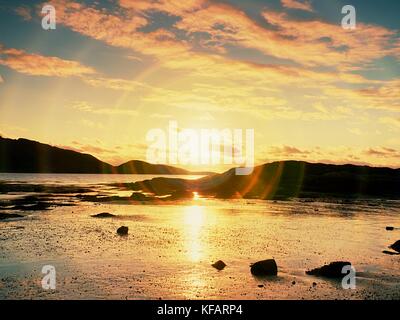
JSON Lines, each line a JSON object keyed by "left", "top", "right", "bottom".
{"left": 1, "top": 174, "right": 400, "bottom": 300}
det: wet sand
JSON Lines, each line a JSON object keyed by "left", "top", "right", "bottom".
{"left": 1, "top": 193, "right": 400, "bottom": 299}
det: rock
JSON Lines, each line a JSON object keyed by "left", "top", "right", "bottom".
{"left": 292, "top": 281, "right": 296, "bottom": 285}
{"left": 306, "top": 261, "right": 351, "bottom": 278}
{"left": 166, "top": 190, "right": 194, "bottom": 200}
{"left": 250, "top": 259, "right": 278, "bottom": 276}
{"left": 211, "top": 260, "right": 226, "bottom": 270}
{"left": 130, "top": 192, "right": 149, "bottom": 201}
{"left": 27, "top": 202, "right": 51, "bottom": 211}
{"left": 382, "top": 250, "right": 400, "bottom": 256}
{"left": 390, "top": 240, "right": 400, "bottom": 253}
{"left": 117, "top": 226, "right": 129, "bottom": 235}
{"left": 258, "top": 284, "right": 264, "bottom": 288}
{"left": 386, "top": 226, "right": 394, "bottom": 231}
{"left": 91, "top": 212, "right": 116, "bottom": 218}
{"left": 0, "top": 213, "right": 24, "bottom": 220}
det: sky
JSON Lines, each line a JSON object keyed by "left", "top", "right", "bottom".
{"left": 0, "top": 0, "right": 399, "bottom": 172}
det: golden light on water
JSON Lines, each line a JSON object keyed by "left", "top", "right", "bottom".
{"left": 183, "top": 205, "right": 205, "bottom": 262}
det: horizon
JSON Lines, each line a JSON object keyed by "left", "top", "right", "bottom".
{"left": 0, "top": 0, "right": 399, "bottom": 172}
{"left": 1, "top": 134, "right": 400, "bottom": 172}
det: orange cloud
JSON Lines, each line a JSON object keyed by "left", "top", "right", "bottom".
{"left": 119, "top": 0, "right": 204, "bottom": 16}
{"left": 0, "top": 45, "right": 96, "bottom": 77}
{"left": 14, "top": 1, "right": 397, "bottom": 117}
{"left": 261, "top": 11, "right": 398, "bottom": 68}
{"left": 281, "top": 0, "right": 313, "bottom": 12}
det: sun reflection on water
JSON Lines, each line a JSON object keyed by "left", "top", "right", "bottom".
{"left": 183, "top": 205, "right": 205, "bottom": 262}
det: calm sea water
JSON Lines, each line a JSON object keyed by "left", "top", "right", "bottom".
{"left": 0, "top": 173, "right": 203, "bottom": 185}
{"left": 1, "top": 173, "right": 400, "bottom": 299}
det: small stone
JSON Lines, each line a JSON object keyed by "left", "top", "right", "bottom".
{"left": 306, "top": 261, "right": 351, "bottom": 278}
{"left": 212, "top": 260, "right": 226, "bottom": 270}
{"left": 91, "top": 212, "right": 116, "bottom": 218}
{"left": 250, "top": 259, "right": 278, "bottom": 276}
{"left": 117, "top": 226, "right": 128, "bottom": 235}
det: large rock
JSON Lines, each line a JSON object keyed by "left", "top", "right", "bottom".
{"left": 250, "top": 259, "right": 278, "bottom": 276}
{"left": 306, "top": 261, "right": 351, "bottom": 278}
{"left": 91, "top": 212, "right": 116, "bottom": 218}
{"left": 117, "top": 226, "right": 129, "bottom": 235}
{"left": 390, "top": 240, "right": 400, "bottom": 253}
{"left": 212, "top": 260, "right": 226, "bottom": 270}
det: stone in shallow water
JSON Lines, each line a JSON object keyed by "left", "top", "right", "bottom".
{"left": 382, "top": 250, "right": 399, "bottom": 256}
{"left": 91, "top": 212, "right": 116, "bottom": 218}
{"left": 0, "top": 213, "right": 24, "bottom": 220}
{"left": 390, "top": 240, "right": 400, "bottom": 253}
{"left": 250, "top": 259, "right": 278, "bottom": 276}
{"left": 117, "top": 226, "right": 129, "bottom": 235}
{"left": 211, "top": 260, "right": 226, "bottom": 270}
{"left": 306, "top": 261, "right": 351, "bottom": 278}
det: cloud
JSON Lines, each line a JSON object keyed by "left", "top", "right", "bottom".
{"left": 119, "top": 0, "right": 204, "bottom": 16}
{"left": 0, "top": 43, "right": 162, "bottom": 94}
{"left": 150, "top": 113, "right": 173, "bottom": 119}
{"left": 82, "top": 76, "right": 150, "bottom": 93}
{"left": 364, "top": 147, "right": 400, "bottom": 158}
{"left": 259, "top": 145, "right": 400, "bottom": 168}
{"left": 269, "top": 145, "right": 311, "bottom": 156}
{"left": 379, "top": 117, "right": 400, "bottom": 129}
{"left": 71, "top": 101, "right": 138, "bottom": 116}
{"left": 2, "top": 0, "right": 397, "bottom": 138}
{"left": 281, "top": 0, "right": 313, "bottom": 12}
{"left": 0, "top": 45, "right": 96, "bottom": 77}
{"left": 14, "top": 6, "right": 32, "bottom": 21}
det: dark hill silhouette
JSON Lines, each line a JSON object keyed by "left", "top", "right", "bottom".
{"left": 0, "top": 137, "right": 113, "bottom": 173}
{"left": 116, "top": 160, "right": 212, "bottom": 175}
{"left": 0, "top": 137, "right": 212, "bottom": 175}
{"left": 129, "top": 161, "right": 400, "bottom": 199}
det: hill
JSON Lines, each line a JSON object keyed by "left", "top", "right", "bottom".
{"left": 0, "top": 137, "right": 212, "bottom": 175}
{"left": 129, "top": 161, "right": 400, "bottom": 199}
